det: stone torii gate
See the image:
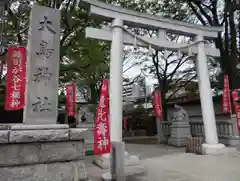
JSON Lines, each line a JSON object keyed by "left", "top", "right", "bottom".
{"left": 81, "top": 0, "right": 225, "bottom": 165}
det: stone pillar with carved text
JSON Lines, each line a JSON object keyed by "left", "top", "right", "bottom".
{"left": 23, "top": 6, "right": 60, "bottom": 125}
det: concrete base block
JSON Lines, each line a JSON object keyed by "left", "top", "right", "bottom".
{"left": 201, "top": 143, "right": 237, "bottom": 155}
{"left": 168, "top": 122, "right": 191, "bottom": 147}
{"left": 219, "top": 136, "right": 240, "bottom": 147}
{"left": 93, "top": 152, "right": 140, "bottom": 169}
{"left": 0, "top": 160, "right": 87, "bottom": 181}
{"left": 0, "top": 126, "right": 87, "bottom": 181}
{"left": 101, "top": 165, "right": 147, "bottom": 181}
{"left": 168, "top": 137, "right": 189, "bottom": 147}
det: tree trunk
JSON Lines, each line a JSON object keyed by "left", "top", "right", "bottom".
{"left": 229, "top": 6, "right": 238, "bottom": 89}
{"left": 161, "top": 89, "right": 168, "bottom": 121}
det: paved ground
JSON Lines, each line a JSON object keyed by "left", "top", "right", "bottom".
{"left": 86, "top": 143, "right": 240, "bottom": 181}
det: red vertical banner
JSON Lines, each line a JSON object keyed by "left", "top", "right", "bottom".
{"left": 93, "top": 80, "right": 111, "bottom": 155}
{"left": 152, "top": 90, "right": 163, "bottom": 120}
{"left": 222, "top": 75, "right": 231, "bottom": 113}
{"left": 232, "top": 89, "right": 238, "bottom": 113}
{"left": 123, "top": 117, "right": 127, "bottom": 130}
{"left": 5, "top": 46, "right": 26, "bottom": 110}
{"left": 232, "top": 89, "right": 240, "bottom": 128}
{"left": 65, "top": 83, "right": 76, "bottom": 117}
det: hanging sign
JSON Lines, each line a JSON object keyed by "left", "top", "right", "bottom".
{"left": 93, "top": 80, "right": 111, "bottom": 155}
{"left": 232, "top": 89, "right": 240, "bottom": 128}
{"left": 5, "top": 46, "right": 26, "bottom": 110}
{"left": 65, "top": 83, "right": 76, "bottom": 117}
{"left": 222, "top": 75, "right": 231, "bottom": 113}
{"left": 152, "top": 90, "right": 163, "bottom": 120}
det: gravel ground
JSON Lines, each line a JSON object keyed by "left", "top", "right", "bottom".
{"left": 85, "top": 143, "right": 240, "bottom": 181}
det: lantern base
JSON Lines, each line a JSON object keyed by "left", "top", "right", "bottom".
{"left": 93, "top": 152, "right": 140, "bottom": 169}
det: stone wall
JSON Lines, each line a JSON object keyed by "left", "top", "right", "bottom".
{"left": 0, "top": 124, "right": 87, "bottom": 181}
{"left": 158, "top": 114, "right": 240, "bottom": 147}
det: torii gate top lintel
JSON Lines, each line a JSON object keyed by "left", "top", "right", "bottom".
{"left": 81, "top": 0, "right": 222, "bottom": 39}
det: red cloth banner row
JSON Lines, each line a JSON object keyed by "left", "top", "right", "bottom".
{"left": 5, "top": 46, "right": 77, "bottom": 116}
{"left": 222, "top": 75, "right": 240, "bottom": 129}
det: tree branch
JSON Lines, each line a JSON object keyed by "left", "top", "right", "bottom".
{"left": 211, "top": 0, "right": 220, "bottom": 25}
{"left": 224, "top": 10, "right": 229, "bottom": 57}
{"left": 60, "top": 0, "right": 76, "bottom": 46}
{"left": 152, "top": 50, "right": 162, "bottom": 87}
{"left": 166, "top": 75, "right": 197, "bottom": 101}
{"left": 201, "top": 2, "right": 212, "bottom": 11}
{"left": 7, "top": 8, "right": 23, "bottom": 44}
{"left": 188, "top": 2, "right": 207, "bottom": 25}
{"left": 166, "top": 54, "right": 187, "bottom": 80}
{"left": 229, "top": 11, "right": 237, "bottom": 56}
{"left": 122, "top": 75, "right": 141, "bottom": 92}
{"left": 194, "top": 2, "right": 213, "bottom": 25}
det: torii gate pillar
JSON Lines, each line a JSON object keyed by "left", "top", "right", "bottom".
{"left": 109, "top": 18, "right": 124, "bottom": 143}
{"left": 94, "top": 18, "right": 141, "bottom": 169}
{"left": 195, "top": 34, "right": 224, "bottom": 152}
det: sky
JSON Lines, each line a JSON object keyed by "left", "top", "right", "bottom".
{"left": 122, "top": 46, "right": 194, "bottom": 90}
{"left": 123, "top": 49, "right": 157, "bottom": 88}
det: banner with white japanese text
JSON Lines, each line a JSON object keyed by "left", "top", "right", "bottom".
{"left": 93, "top": 80, "right": 111, "bottom": 155}
{"left": 152, "top": 90, "right": 163, "bottom": 120}
{"left": 232, "top": 89, "right": 240, "bottom": 128}
{"left": 5, "top": 46, "right": 26, "bottom": 110}
{"left": 222, "top": 75, "right": 231, "bottom": 113}
{"left": 65, "top": 83, "right": 76, "bottom": 117}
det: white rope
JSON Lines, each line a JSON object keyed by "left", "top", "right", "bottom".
{"left": 112, "top": 24, "right": 205, "bottom": 51}
{"left": 163, "top": 49, "right": 168, "bottom": 59}
{"left": 133, "top": 36, "right": 137, "bottom": 51}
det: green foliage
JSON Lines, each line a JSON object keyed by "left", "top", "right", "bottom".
{"left": 2, "top": 0, "right": 112, "bottom": 105}
{"left": 3, "top": 0, "right": 225, "bottom": 109}
{"left": 159, "top": 0, "right": 240, "bottom": 91}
